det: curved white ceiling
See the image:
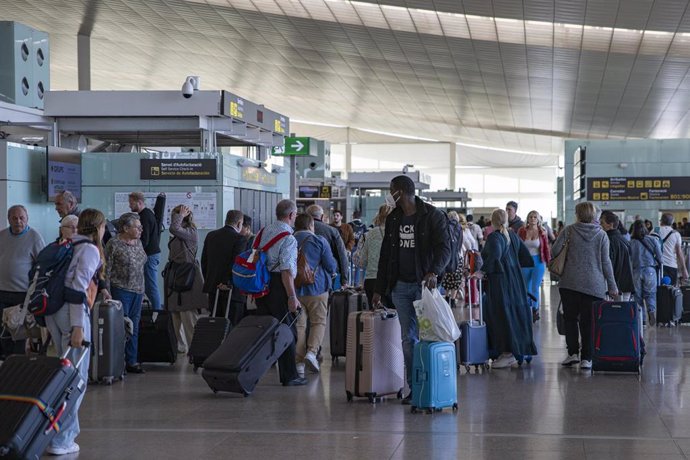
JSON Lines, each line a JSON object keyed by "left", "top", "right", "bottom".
{"left": 3, "top": 0, "right": 690, "bottom": 165}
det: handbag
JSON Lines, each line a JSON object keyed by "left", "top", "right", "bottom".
{"left": 163, "top": 237, "right": 197, "bottom": 303}
{"left": 295, "top": 236, "right": 316, "bottom": 288}
{"left": 548, "top": 228, "right": 569, "bottom": 277}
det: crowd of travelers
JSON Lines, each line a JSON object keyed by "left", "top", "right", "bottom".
{"left": 1, "top": 181, "right": 686, "bottom": 454}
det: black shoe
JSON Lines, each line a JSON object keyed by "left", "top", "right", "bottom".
{"left": 649, "top": 311, "right": 656, "bottom": 327}
{"left": 283, "top": 377, "right": 308, "bottom": 386}
{"left": 126, "top": 364, "right": 146, "bottom": 374}
{"left": 401, "top": 393, "right": 412, "bottom": 405}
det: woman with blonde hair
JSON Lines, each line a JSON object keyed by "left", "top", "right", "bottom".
{"left": 44, "top": 208, "right": 106, "bottom": 455}
{"left": 551, "top": 201, "right": 618, "bottom": 370}
{"left": 475, "top": 208, "right": 537, "bottom": 369}
{"left": 517, "top": 210, "right": 551, "bottom": 322}
{"left": 359, "top": 204, "right": 391, "bottom": 306}
{"left": 165, "top": 204, "right": 207, "bottom": 356}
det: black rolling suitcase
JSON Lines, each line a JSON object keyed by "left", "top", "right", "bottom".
{"left": 90, "top": 299, "right": 126, "bottom": 384}
{"left": 202, "top": 314, "right": 296, "bottom": 396}
{"left": 329, "top": 289, "right": 368, "bottom": 362}
{"left": 138, "top": 308, "right": 177, "bottom": 365}
{"left": 656, "top": 285, "right": 683, "bottom": 325}
{"left": 188, "top": 288, "right": 232, "bottom": 371}
{"left": 0, "top": 343, "right": 89, "bottom": 460}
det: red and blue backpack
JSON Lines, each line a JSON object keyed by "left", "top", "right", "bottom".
{"left": 232, "top": 228, "right": 290, "bottom": 298}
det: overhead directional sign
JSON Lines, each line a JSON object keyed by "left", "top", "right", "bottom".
{"left": 272, "top": 136, "right": 316, "bottom": 156}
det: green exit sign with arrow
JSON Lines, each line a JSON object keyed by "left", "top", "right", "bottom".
{"left": 272, "top": 136, "right": 316, "bottom": 156}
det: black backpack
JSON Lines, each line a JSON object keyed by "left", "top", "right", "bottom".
{"left": 445, "top": 219, "right": 464, "bottom": 273}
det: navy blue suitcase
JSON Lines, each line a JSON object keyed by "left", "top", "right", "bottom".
{"left": 411, "top": 341, "right": 458, "bottom": 413}
{"left": 457, "top": 278, "right": 489, "bottom": 373}
{"left": 591, "top": 300, "right": 641, "bottom": 374}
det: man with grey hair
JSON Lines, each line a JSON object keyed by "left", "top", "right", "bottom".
{"left": 306, "top": 204, "right": 349, "bottom": 287}
{"left": 54, "top": 190, "right": 80, "bottom": 219}
{"left": 655, "top": 213, "right": 688, "bottom": 286}
{"left": 255, "top": 199, "right": 306, "bottom": 386}
{"left": 0, "top": 205, "right": 46, "bottom": 359}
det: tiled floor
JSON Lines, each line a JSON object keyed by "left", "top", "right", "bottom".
{"left": 65, "top": 285, "right": 690, "bottom": 459}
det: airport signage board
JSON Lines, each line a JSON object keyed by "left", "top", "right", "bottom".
{"left": 272, "top": 137, "right": 314, "bottom": 156}
{"left": 140, "top": 159, "right": 217, "bottom": 180}
{"left": 586, "top": 176, "right": 690, "bottom": 201}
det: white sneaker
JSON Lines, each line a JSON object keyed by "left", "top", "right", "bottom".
{"left": 296, "top": 362, "right": 305, "bottom": 378}
{"left": 561, "top": 354, "right": 580, "bottom": 366}
{"left": 47, "top": 443, "right": 80, "bottom": 456}
{"left": 580, "top": 360, "right": 592, "bottom": 370}
{"left": 491, "top": 353, "right": 517, "bottom": 369}
{"left": 304, "top": 351, "right": 320, "bottom": 373}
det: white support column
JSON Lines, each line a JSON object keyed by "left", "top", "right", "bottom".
{"left": 449, "top": 142, "right": 457, "bottom": 190}
{"left": 344, "top": 127, "right": 352, "bottom": 180}
{"left": 77, "top": 34, "right": 91, "bottom": 91}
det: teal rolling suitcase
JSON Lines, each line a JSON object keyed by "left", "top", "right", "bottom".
{"left": 410, "top": 341, "right": 458, "bottom": 413}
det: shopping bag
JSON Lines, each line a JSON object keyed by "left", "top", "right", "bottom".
{"left": 414, "top": 287, "right": 461, "bottom": 342}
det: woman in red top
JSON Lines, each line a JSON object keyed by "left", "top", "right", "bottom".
{"left": 517, "top": 211, "right": 551, "bottom": 322}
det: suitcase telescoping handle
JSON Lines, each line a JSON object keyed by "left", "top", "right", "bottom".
{"left": 61, "top": 340, "right": 91, "bottom": 369}
{"left": 213, "top": 287, "right": 233, "bottom": 319}
{"left": 280, "top": 308, "right": 302, "bottom": 328}
{"left": 470, "top": 276, "right": 484, "bottom": 326}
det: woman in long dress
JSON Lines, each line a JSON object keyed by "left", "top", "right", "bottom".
{"left": 477, "top": 209, "right": 537, "bottom": 369}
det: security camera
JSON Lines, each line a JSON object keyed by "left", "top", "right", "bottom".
{"left": 181, "top": 76, "right": 200, "bottom": 99}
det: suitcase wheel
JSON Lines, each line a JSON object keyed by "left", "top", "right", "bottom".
{"left": 426, "top": 408, "right": 434, "bottom": 414}
{"left": 346, "top": 391, "right": 353, "bottom": 402}
{"left": 411, "top": 406, "right": 418, "bottom": 414}
{"left": 103, "top": 377, "right": 114, "bottom": 386}
{"left": 368, "top": 395, "right": 376, "bottom": 404}
{"left": 452, "top": 403, "right": 458, "bottom": 412}
{"left": 396, "top": 390, "right": 403, "bottom": 400}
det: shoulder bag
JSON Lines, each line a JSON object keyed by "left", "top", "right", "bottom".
{"left": 295, "top": 236, "right": 316, "bottom": 288}
{"left": 548, "top": 228, "right": 569, "bottom": 277}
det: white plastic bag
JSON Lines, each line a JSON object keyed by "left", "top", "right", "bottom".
{"left": 414, "top": 287, "right": 461, "bottom": 342}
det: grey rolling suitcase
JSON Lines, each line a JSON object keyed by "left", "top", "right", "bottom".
{"left": 457, "top": 278, "right": 490, "bottom": 373}
{"left": 345, "top": 308, "right": 404, "bottom": 403}
{"left": 188, "top": 288, "right": 232, "bottom": 371}
{"left": 89, "top": 300, "right": 126, "bottom": 385}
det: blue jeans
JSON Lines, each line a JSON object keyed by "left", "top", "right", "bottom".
{"left": 521, "top": 255, "right": 545, "bottom": 311}
{"left": 391, "top": 281, "right": 422, "bottom": 389}
{"left": 45, "top": 305, "right": 91, "bottom": 450}
{"left": 633, "top": 267, "right": 657, "bottom": 313}
{"left": 144, "top": 253, "right": 162, "bottom": 311}
{"left": 111, "top": 286, "right": 144, "bottom": 365}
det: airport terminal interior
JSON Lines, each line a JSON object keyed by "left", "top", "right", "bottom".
{"left": 3, "top": 0, "right": 690, "bottom": 459}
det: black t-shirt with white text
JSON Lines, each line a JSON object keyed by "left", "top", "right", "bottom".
{"left": 398, "top": 213, "right": 417, "bottom": 282}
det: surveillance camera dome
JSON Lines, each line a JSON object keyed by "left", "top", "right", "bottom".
{"left": 309, "top": 162, "right": 317, "bottom": 170}
{"left": 181, "top": 76, "right": 199, "bottom": 99}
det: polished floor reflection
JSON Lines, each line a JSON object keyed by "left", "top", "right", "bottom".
{"left": 64, "top": 284, "right": 690, "bottom": 459}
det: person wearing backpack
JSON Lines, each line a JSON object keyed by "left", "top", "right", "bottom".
{"left": 0, "top": 205, "right": 46, "bottom": 359}
{"left": 293, "top": 214, "right": 337, "bottom": 377}
{"left": 254, "top": 199, "right": 307, "bottom": 386}
{"left": 654, "top": 213, "right": 688, "bottom": 286}
{"left": 42, "top": 208, "right": 105, "bottom": 456}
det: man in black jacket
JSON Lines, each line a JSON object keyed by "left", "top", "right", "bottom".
{"left": 600, "top": 211, "right": 635, "bottom": 299}
{"left": 129, "top": 192, "right": 162, "bottom": 311}
{"left": 373, "top": 175, "right": 451, "bottom": 404}
{"left": 201, "top": 210, "right": 248, "bottom": 324}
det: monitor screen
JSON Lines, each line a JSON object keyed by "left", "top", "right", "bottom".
{"left": 298, "top": 185, "right": 320, "bottom": 199}
{"left": 47, "top": 147, "right": 82, "bottom": 203}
